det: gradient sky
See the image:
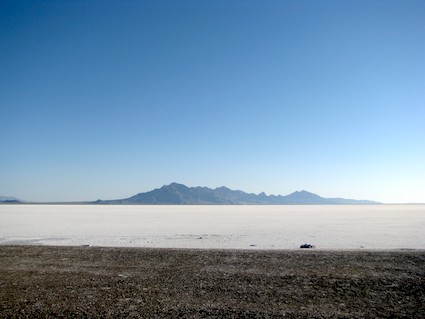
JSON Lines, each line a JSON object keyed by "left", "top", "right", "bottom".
{"left": 1, "top": 0, "right": 424, "bottom": 203}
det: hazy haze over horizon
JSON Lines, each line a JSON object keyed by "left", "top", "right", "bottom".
{"left": 1, "top": 1, "right": 424, "bottom": 203}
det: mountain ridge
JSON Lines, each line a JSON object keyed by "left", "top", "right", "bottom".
{"left": 94, "top": 183, "right": 380, "bottom": 205}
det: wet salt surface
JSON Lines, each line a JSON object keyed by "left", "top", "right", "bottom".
{"left": 0, "top": 205, "right": 424, "bottom": 249}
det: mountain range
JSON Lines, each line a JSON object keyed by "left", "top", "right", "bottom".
{"left": 93, "top": 183, "right": 380, "bottom": 205}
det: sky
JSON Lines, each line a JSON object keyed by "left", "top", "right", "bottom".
{"left": 1, "top": 0, "right": 424, "bottom": 203}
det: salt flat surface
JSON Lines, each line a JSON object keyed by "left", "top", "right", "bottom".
{"left": 0, "top": 205, "right": 424, "bottom": 249}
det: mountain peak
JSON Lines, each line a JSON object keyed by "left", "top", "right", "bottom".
{"left": 163, "top": 182, "right": 188, "bottom": 189}
{"left": 215, "top": 186, "right": 231, "bottom": 191}
{"left": 293, "top": 190, "right": 312, "bottom": 194}
{"left": 287, "top": 190, "right": 319, "bottom": 197}
{"left": 285, "top": 190, "right": 327, "bottom": 204}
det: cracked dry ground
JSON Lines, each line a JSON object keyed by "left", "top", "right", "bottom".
{"left": 0, "top": 246, "right": 424, "bottom": 318}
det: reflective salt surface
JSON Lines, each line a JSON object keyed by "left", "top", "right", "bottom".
{"left": 0, "top": 205, "right": 424, "bottom": 249}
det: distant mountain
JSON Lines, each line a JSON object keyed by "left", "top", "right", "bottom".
{"left": 0, "top": 196, "right": 22, "bottom": 203}
{"left": 94, "top": 183, "right": 380, "bottom": 205}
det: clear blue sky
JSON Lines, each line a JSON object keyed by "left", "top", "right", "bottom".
{"left": 1, "top": 0, "right": 424, "bottom": 203}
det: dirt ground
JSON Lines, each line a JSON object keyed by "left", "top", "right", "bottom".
{"left": 0, "top": 245, "right": 424, "bottom": 318}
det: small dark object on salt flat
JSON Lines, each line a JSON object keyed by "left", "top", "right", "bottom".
{"left": 300, "top": 243, "right": 315, "bottom": 248}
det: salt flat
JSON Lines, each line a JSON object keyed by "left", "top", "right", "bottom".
{"left": 0, "top": 205, "right": 424, "bottom": 249}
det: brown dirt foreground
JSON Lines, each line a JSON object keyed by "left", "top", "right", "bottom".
{"left": 0, "top": 246, "right": 424, "bottom": 319}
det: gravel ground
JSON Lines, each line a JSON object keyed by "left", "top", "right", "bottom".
{"left": 0, "top": 245, "right": 424, "bottom": 318}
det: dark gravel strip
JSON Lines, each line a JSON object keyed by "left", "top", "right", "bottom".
{"left": 0, "top": 246, "right": 424, "bottom": 318}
